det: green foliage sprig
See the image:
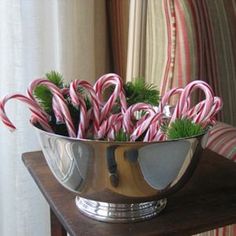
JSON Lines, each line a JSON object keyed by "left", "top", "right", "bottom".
{"left": 33, "top": 71, "right": 80, "bottom": 135}
{"left": 165, "top": 118, "right": 205, "bottom": 140}
{"left": 114, "top": 130, "right": 130, "bottom": 141}
{"left": 124, "top": 77, "right": 160, "bottom": 106}
{"left": 34, "top": 71, "right": 64, "bottom": 112}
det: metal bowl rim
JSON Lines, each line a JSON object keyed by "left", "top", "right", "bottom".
{"left": 33, "top": 125, "right": 209, "bottom": 145}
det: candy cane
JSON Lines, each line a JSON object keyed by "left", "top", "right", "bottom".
{"left": 70, "top": 80, "right": 100, "bottom": 138}
{"left": 130, "top": 110, "right": 162, "bottom": 141}
{"left": 155, "top": 92, "right": 187, "bottom": 140}
{"left": 202, "top": 96, "right": 222, "bottom": 123}
{"left": 107, "top": 114, "right": 123, "bottom": 140}
{"left": 27, "top": 79, "right": 76, "bottom": 137}
{"left": 209, "top": 96, "right": 222, "bottom": 118}
{"left": 98, "top": 74, "right": 127, "bottom": 113}
{"left": 0, "top": 94, "right": 53, "bottom": 132}
{"left": 30, "top": 115, "right": 54, "bottom": 133}
{"left": 185, "top": 97, "right": 218, "bottom": 121}
{"left": 183, "top": 81, "right": 213, "bottom": 119}
{"left": 143, "top": 112, "right": 163, "bottom": 142}
{"left": 159, "top": 88, "right": 184, "bottom": 113}
{"left": 171, "top": 80, "right": 214, "bottom": 124}
{"left": 123, "top": 103, "right": 154, "bottom": 134}
{"left": 51, "top": 96, "right": 64, "bottom": 123}
{"left": 185, "top": 101, "right": 205, "bottom": 119}
{"left": 94, "top": 73, "right": 127, "bottom": 121}
{"left": 152, "top": 131, "right": 166, "bottom": 142}
{"left": 52, "top": 87, "right": 70, "bottom": 123}
{"left": 97, "top": 113, "right": 121, "bottom": 139}
{"left": 69, "top": 82, "right": 90, "bottom": 138}
{"left": 189, "top": 96, "right": 222, "bottom": 127}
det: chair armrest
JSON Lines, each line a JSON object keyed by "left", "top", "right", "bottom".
{"left": 206, "top": 122, "right": 236, "bottom": 162}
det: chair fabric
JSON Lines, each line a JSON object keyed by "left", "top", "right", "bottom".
{"left": 109, "top": 1, "right": 236, "bottom": 234}
{"left": 206, "top": 122, "right": 236, "bottom": 161}
{"left": 144, "top": 1, "right": 236, "bottom": 235}
{"left": 145, "top": 0, "right": 236, "bottom": 127}
{"left": 194, "top": 225, "right": 236, "bottom": 236}
{"left": 193, "top": 121, "right": 236, "bottom": 236}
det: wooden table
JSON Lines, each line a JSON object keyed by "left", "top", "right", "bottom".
{"left": 22, "top": 150, "right": 236, "bottom": 236}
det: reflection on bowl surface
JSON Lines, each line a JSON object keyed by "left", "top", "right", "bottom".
{"left": 35, "top": 126, "right": 207, "bottom": 222}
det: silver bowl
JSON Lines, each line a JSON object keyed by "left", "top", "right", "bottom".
{"left": 35, "top": 126, "right": 208, "bottom": 223}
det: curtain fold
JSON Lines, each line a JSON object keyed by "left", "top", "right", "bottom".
{"left": 0, "top": 1, "right": 109, "bottom": 235}
{"left": 144, "top": 0, "right": 236, "bottom": 126}
{"left": 145, "top": 0, "right": 168, "bottom": 89}
{"left": 56, "top": 0, "right": 110, "bottom": 82}
{"left": 106, "top": 0, "right": 130, "bottom": 80}
{"left": 126, "top": 0, "right": 147, "bottom": 81}
{"left": 126, "top": 0, "right": 236, "bottom": 235}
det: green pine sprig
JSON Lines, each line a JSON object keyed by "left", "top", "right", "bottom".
{"left": 34, "top": 71, "right": 64, "bottom": 112}
{"left": 33, "top": 71, "right": 77, "bottom": 136}
{"left": 124, "top": 77, "right": 160, "bottom": 106}
{"left": 114, "top": 130, "right": 130, "bottom": 141}
{"left": 45, "top": 71, "right": 64, "bottom": 87}
{"left": 166, "top": 118, "right": 205, "bottom": 140}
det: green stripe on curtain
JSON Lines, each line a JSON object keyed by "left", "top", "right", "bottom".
{"left": 145, "top": 0, "right": 236, "bottom": 126}
{"left": 144, "top": 1, "right": 236, "bottom": 234}
{"left": 204, "top": 0, "right": 236, "bottom": 126}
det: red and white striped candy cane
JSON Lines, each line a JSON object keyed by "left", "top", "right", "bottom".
{"left": 123, "top": 103, "right": 154, "bottom": 134}
{"left": 152, "top": 131, "right": 166, "bottom": 142}
{"left": 94, "top": 73, "right": 127, "bottom": 121}
{"left": 70, "top": 80, "right": 100, "bottom": 137}
{"left": 97, "top": 73, "right": 127, "bottom": 112}
{"left": 185, "top": 96, "right": 221, "bottom": 121}
{"left": 96, "top": 118, "right": 109, "bottom": 139}
{"left": 202, "top": 96, "right": 222, "bottom": 123}
{"left": 107, "top": 113, "right": 123, "bottom": 140}
{"left": 171, "top": 80, "right": 214, "bottom": 124}
{"left": 192, "top": 96, "right": 222, "bottom": 127}
{"left": 159, "top": 87, "right": 184, "bottom": 113}
{"left": 97, "top": 113, "right": 120, "bottom": 139}
{"left": 30, "top": 115, "right": 54, "bottom": 132}
{"left": 52, "top": 96, "right": 64, "bottom": 123}
{"left": 69, "top": 82, "right": 87, "bottom": 138}
{"left": 135, "top": 111, "right": 152, "bottom": 127}
{"left": 53, "top": 87, "right": 72, "bottom": 123}
{"left": 130, "top": 110, "right": 162, "bottom": 141}
{"left": 0, "top": 94, "right": 53, "bottom": 132}
{"left": 209, "top": 96, "right": 222, "bottom": 118}
{"left": 143, "top": 112, "right": 163, "bottom": 142}
{"left": 27, "top": 79, "right": 76, "bottom": 137}
{"left": 185, "top": 100, "right": 205, "bottom": 119}
{"left": 52, "top": 87, "right": 70, "bottom": 123}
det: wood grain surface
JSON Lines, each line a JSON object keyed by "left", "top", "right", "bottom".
{"left": 22, "top": 150, "right": 236, "bottom": 236}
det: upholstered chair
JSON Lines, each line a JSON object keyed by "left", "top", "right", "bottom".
{"left": 144, "top": 1, "right": 236, "bottom": 235}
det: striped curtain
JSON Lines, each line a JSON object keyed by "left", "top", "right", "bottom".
{"left": 124, "top": 0, "right": 236, "bottom": 235}
{"left": 145, "top": 0, "right": 236, "bottom": 126}
{"left": 126, "top": 0, "right": 147, "bottom": 81}
{"left": 106, "top": 0, "right": 130, "bottom": 80}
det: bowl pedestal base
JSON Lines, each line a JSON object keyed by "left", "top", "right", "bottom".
{"left": 75, "top": 196, "right": 167, "bottom": 223}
